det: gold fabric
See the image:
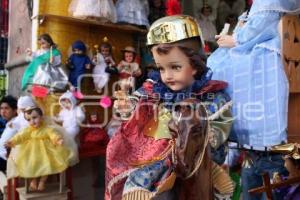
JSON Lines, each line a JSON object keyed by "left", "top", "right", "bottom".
{"left": 9, "top": 123, "right": 71, "bottom": 178}
{"left": 271, "top": 143, "right": 300, "bottom": 159}
{"left": 143, "top": 107, "right": 172, "bottom": 140}
{"left": 147, "top": 15, "right": 204, "bottom": 46}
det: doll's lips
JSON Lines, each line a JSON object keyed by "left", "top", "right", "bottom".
{"left": 166, "top": 81, "right": 176, "bottom": 85}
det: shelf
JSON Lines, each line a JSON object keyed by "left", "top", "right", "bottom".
{"left": 34, "top": 14, "right": 148, "bottom": 34}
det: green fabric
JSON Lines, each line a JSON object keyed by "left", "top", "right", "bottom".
{"left": 230, "top": 171, "right": 242, "bottom": 200}
{"left": 21, "top": 49, "right": 60, "bottom": 91}
{"left": 209, "top": 109, "right": 234, "bottom": 148}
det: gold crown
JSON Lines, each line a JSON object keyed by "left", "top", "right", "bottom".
{"left": 147, "top": 15, "right": 204, "bottom": 46}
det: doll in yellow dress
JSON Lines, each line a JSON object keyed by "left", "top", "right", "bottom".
{"left": 5, "top": 107, "right": 71, "bottom": 191}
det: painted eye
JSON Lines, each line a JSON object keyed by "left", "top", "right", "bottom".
{"left": 157, "top": 67, "right": 165, "bottom": 72}
{"left": 172, "top": 65, "right": 181, "bottom": 70}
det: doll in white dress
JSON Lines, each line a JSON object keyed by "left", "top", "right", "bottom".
{"left": 116, "top": 0, "right": 149, "bottom": 27}
{"left": 93, "top": 42, "right": 116, "bottom": 93}
{"left": 68, "top": 0, "right": 117, "bottom": 22}
{"left": 56, "top": 91, "right": 85, "bottom": 141}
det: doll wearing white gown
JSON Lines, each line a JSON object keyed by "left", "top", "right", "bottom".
{"left": 116, "top": 0, "right": 149, "bottom": 26}
{"left": 57, "top": 91, "right": 85, "bottom": 141}
{"left": 68, "top": 0, "right": 117, "bottom": 22}
{"left": 93, "top": 43, "right": 116, "bottom": 93}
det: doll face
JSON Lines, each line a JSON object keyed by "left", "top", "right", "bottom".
{"left": 74, "top": 48, "right": 83, "bottom": 55}
{"left": 90, "top": 114, "right": 97, "bottom": 122}
{"left": 100, "top": 47, "right": 110, "bottom": 57}
{"left": 152, "top": 46, "right": 197, "bottom": 91}
{"left": 25, "top": 110, "right": 42, "bottom": 128}
{"left": 61, "top": 99, "right": 72, "bottom": 110}
{"left": 124, "top": 52, "right": 134, "bottom": 63}
{"left": 39, "top": 38, "right": 50, "bottom": 50}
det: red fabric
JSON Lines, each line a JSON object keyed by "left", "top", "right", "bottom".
{"left": 119, "top": 72, "right": 131, "bottom": 79}
{"left": 165, "top": 0, "right": 182, "bottom": 16}
{"left": 1, "top": 0, "right": 9, "bottom": 34}
{"left": 80, "top": 126, "right": 109, "bottom": 148}
{"left": 105, "top": 100, "right": 169, "bottom": 200}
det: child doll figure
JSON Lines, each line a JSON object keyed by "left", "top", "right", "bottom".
{"left": 14, "top": 96, "right": 36, "bottom": 130}
{"left": 117, "top": 46, "right": 141, "bottom": 92}
{"left": 93, "top": 42, "right": 116, "bottom": 93}
{"left": 57, "top": 91, "right": 85, "bottom": 140}
{"left": 21, "top": 33, "right": 68, "bottom": 91}
{"left": 5, "top": 107, "right": 72, "bottom": 191}
{"left": 105, "top": 15, "right": 233, "bottom": 199}
{"left": 116, "top": 0, "right": 149, "bottom": 27}
{"left": 68, "top": 0, "right": 117, "bottom": 22}
{"left": 80, "top": 112, "right": 109, "bottom": 149}
{"left": 67, "top": 40, "right": 92, "bottom": 90}
{"left": 271, "top": 144, "right": 300, "bottom": 200}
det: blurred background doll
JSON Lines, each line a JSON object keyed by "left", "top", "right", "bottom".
{"left": 22, "top": 33, "right": 68, "bottom": 92}
{"left": 93, "top": 42, "right": 116, "bottom": 93}
{"left": 80, "top": 112, "right": 109, "bottom": 149}
{"left": 67, "top": 40, "right": 92, "bottom": 90}
{"left": 115, "top": 0, "right": 149, "bottom": 27}
{"left": 68, "top": 0, "right": 117, "bottom": 22}
{"left": 56, "top": 91, "right": 85, "bottom": 143}
{"left": 5, "top": 107, "right": 72, "bottom": 192}
{"left": 148, "top": 0, "right": 166, "bottom": 24}
{"left": 272, "top": 144, "right": 300, "bottom": 200}
{"left": 117, "top": 46, "right": 141, "bottom": 93}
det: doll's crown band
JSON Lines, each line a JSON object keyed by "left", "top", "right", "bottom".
{"left": 270, "top": 143, "right": 300, "bottom": 159}
{"left": 147, "top": 15, "right": 204, "bottom": 47}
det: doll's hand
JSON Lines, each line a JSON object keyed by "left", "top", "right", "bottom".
{"left": 216, "top": 35, "right": 236, "bottom": 48}
{"left": 4, "top": 141, "right": 13, "bottom": 148}
{"left": 26, "top": 48, "right": 32, "bottom": 56}
{"left": 86, "top": 64, "right": 91, "bottom": 70}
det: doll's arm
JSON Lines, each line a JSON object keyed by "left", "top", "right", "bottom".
{"left": 76, "top": 107, "right": 85, "bottom": 124}
{"left": 7, "top": 129, "right": 30, "bottom": 146}
{"left": 233, "top": 12, "right": 281, "bottom": 46}
{"left": 51, "top": 54, "right": 62, "bottom": 66}
{"left": 132, "top": 64, "right": 142, "bottom": 77}
{"left": 48, "top": 129, "right": 64, "bottom": 146}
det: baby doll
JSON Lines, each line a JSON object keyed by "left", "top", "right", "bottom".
{"left": 56, "top": 91, "right": 85, "bottom": 142}
{"left": 68, "top": 0, "right": 117, "bottom": 22}
{"left": 67, "top": 40, "right": 92, "bottom": 90}
{"left": 117, "top": 46, "right": 141, "bottom": 93}
{"left": 22, "top": 33, "right": 68, "bottom": 92}
{"left": 93, "top": 42, "right": 116, "bottom": 93}
{"left": 105, "top": 15, "right": 233, "bottom": 199}
{"left": 272, "top": 143, "right": 300, "bottom": 200}
{"left": 80, "top": 112, "right": 109, "bottom": 149}
{"left": 5, "top": 107, "right": 72, "bottom": 191}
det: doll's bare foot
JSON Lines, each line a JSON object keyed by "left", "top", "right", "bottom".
{"left": 96, "top": 88, "right": 102, "bottom": 93}
{"left": 29, "top": 179, "right": 37, "bottom": 191}
{"left": 37, "top": 176, "right": 48, "bottom": 191}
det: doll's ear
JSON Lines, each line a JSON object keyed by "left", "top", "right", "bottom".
{"left": 192, "top": 68, "right": 197, "bottom": 76}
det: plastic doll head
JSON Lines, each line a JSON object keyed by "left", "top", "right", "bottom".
{"left": 200, "top": 5, "right": 212, "bottom": 16}
{"left": 0, "top": 95, "right": 17, "bottom": 121}
{"left": 147, "top": 15, "right": 206, "bottom": 91}
{"left": 24, "top": 107, "right": 43, "bottom": 128}
{"left": 72, "top": 40, "right": 87, "bottom": 54}
{"left": 38, "top": 33, "right": 55, "bottom": 50}
{"left": 90, "top": 112, "right": 98, "bottom": 122}
{"left": 100, "top": 42, "right": 112, "bottom": 58}
{"left": 121, "top": 46, "right": 136, "bottom": 63}
{"left": 60, "top": 98, "right": 72, "bottom": 110}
